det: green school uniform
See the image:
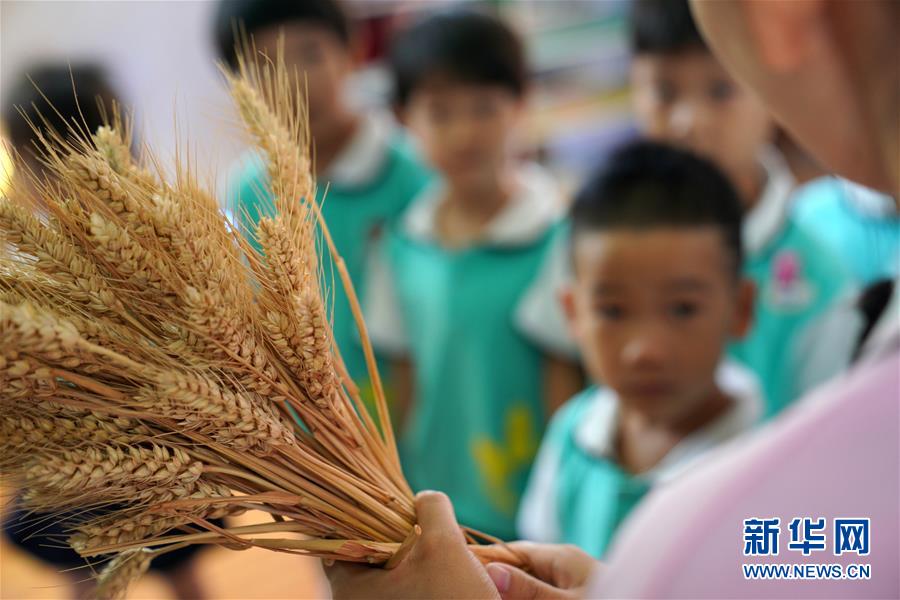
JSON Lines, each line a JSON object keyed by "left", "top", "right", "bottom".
{"left": 727, "top": 151, "right": 859, "bottom": 416}
{"left": 791, "top": 177, "right": 899, "bottom": 286}
{"left": 517, "top": 363, "right": 761, "bottom": 558}
{"left": 366, "top": 166, "right": 565, "bottom": 539}
{"left": 227, "top": 116, "right": 431, "bottom": 409}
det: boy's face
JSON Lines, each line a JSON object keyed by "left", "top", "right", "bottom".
{"left": 562, "top": 227, "right": 752, "bottom": 425}
{"left": 254, "top": 22, "right": 353, "bottom": 131}
{"left": 402, "top": 81, "right": 522, "bottom": 189}
{"left": 631, "top": 49, "right": 774, "bottom": 188}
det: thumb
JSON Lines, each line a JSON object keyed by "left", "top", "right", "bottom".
{"left": 486, "top": 563, "right": 576, "bottom": 600}
{"left": 414, "top": 491, "right": 462, "bottom": 537}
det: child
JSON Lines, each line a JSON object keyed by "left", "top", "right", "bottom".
{"left": 518, "top": 140, "right": 762, "bottom": 558}
{"left": 626, "top": 0, "right": 860, "bottom": 415}
{"left": 365, "top": 9, "right": 582, "bottom": 540}
{"left": 217, "top": 0, "right": 432, "bottom": 406}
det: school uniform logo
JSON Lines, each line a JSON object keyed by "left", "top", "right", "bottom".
{"left": 767, "top": 250, "right": 814, "bottom": 311}
{"left": 471, "top": 405, "right": 540, "bottom": 514}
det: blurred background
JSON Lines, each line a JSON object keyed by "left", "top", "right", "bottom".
{"left": 0, "top": 0, "right": 632, "bottom": 199}
{"left": 0, "top": 1, "right": 629, "bottom": 598}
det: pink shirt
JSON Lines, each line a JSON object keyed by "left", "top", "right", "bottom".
{"left": 591, "top": 345, "right": 899, "bottom": 598}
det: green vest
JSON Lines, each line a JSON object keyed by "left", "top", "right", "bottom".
{"left": 535, "top": 389, "right": 650, "bottom": 558}
{"left": 387, "top": 224, "right": 561, "bottom": 540}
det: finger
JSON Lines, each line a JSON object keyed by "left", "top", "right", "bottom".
{"left": 486, "top": 563, "right": 577, "bottom": 600}
{"left": 414, "top": 491, "right": 462, "bottom": 538}
{"left": 324, "top": 560, "right": 386, "bottom": 600}
{"left": 322, "top": 559, "right": 369, "bottom": 586}
{"left": 499, "top": 542, "right": 577, "bottom": 585}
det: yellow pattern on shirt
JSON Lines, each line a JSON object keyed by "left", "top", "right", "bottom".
{"left": 471, "top": 404, "right": 540, "bottom": 515}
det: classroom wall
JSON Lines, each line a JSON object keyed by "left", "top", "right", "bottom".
{"left": 0, "top": 0, "right": 243, "bottom": 187}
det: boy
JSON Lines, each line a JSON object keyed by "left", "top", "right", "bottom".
{"left": 217, "top": 0, "right": 432, "bottom": 406}
{"left": 627, "top": 0, "right": 859, "bottom": 414}
{"left": 517, "top": 140, "right": 762, "bottom": 558}
{"left": 365, "top": 9, "right": 581, "bottom": 540}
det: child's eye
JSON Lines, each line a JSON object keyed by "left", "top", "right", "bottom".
{"left": 472, "top": 97, "right": 499, "bottom": 118}
{"left": 655, "top": 81, "right": 678, "bottom": 104}
{"left": 428, "top": 104, "right": 451, "bottom": 123}
{"left": 708, "top": 80, "right": 735, "bottom": 101}
{"left": 298, "top": 43, "right": 324, "bottom": 65}
{"left": 669, "top": 301, "right": 700, "bottom": 319}
{"left": 596, "top": 304, "right": 625, "bottom": 320}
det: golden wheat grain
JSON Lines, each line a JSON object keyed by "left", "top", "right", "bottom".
{"left": 87, "top": 212, "right": 177, "bottom": 297}
{"left": 92, "top": 548, "right": 154, "bottom": 600}
{"left": 92, "top": 126, "right": 159, "bottom": 195}
{"left": 63, "top": 151, "right": 156, "bottom": 240}
{"left": 226, "top": 74, "right": 313, "bottom": 226}
{"left": 20, "top": 444, "right": 203, "bottom": 509}
{"left": 69, "top": 486, "right": 244, "bottom": 555}
{"left": 151, "top": 370, "right": 295, "bottom": 455}
{"left": 0, "top": 405, "right": 148, "bottom": 463}
{"left": 294, "top": 291, "right": 340, "bottom": 407}
{"left": 0, "top": 201, "right": 128, "bottom": 317}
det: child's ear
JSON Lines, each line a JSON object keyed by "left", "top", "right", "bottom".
{"left": 516, "top": 86, "right": 530, "bottom": 111}
{"left": 392, "top": 104, "right": 408, "bottom": 126}
{"left": 347, "top": 23, "right": 368, "bottom": 69}
{"left": 559, "top": 284, "right": 580, "bottom": 340}
{"left": 732, "top": 278, "right": 756, "bottom": 339}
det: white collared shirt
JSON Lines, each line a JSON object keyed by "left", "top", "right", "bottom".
{"left": 324, "top": 112, "right": 394, "bottom": 190}
{"left": 743, "top": 147, "right": 796, "bottom": 256}
{"left": 571, "top": 361, "right": 763, "bottom": 484}
{"left": 399, "top": 163, "right": 563, "bottom": 247}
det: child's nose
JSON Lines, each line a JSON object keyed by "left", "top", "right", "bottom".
{"left": 622, "top": 329, "right": 669, "bottom": 369}
{"left": 448, "top": 120, "right": 481, "bottom": 149}
{"left": 670, "top": 103, "right": 698, "bottom": 140}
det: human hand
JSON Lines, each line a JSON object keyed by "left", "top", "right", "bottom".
{"left": 325, "top": 491, "right": 499, "bottom": 599}
{"left": 485, "top": 542, "right": 601, "bottom": 599}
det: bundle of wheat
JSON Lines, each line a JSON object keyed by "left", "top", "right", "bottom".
{"left": 0, "top": 47, "right": 520, "bottom": 598}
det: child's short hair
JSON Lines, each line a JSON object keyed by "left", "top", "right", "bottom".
{"left": 2, "top": 63, "right": 118, "bottom": 153}
{"left": 630, "top": 0, "right": 707, "bottom": 55}
{"left": 571, "top": 140, "right": 744, "bottom": 276}
{"left": 214, "top": 0, "right": 350, "bottom": 69}
{"left": 389, "top": 9, "right": 527, "bottom": 108}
